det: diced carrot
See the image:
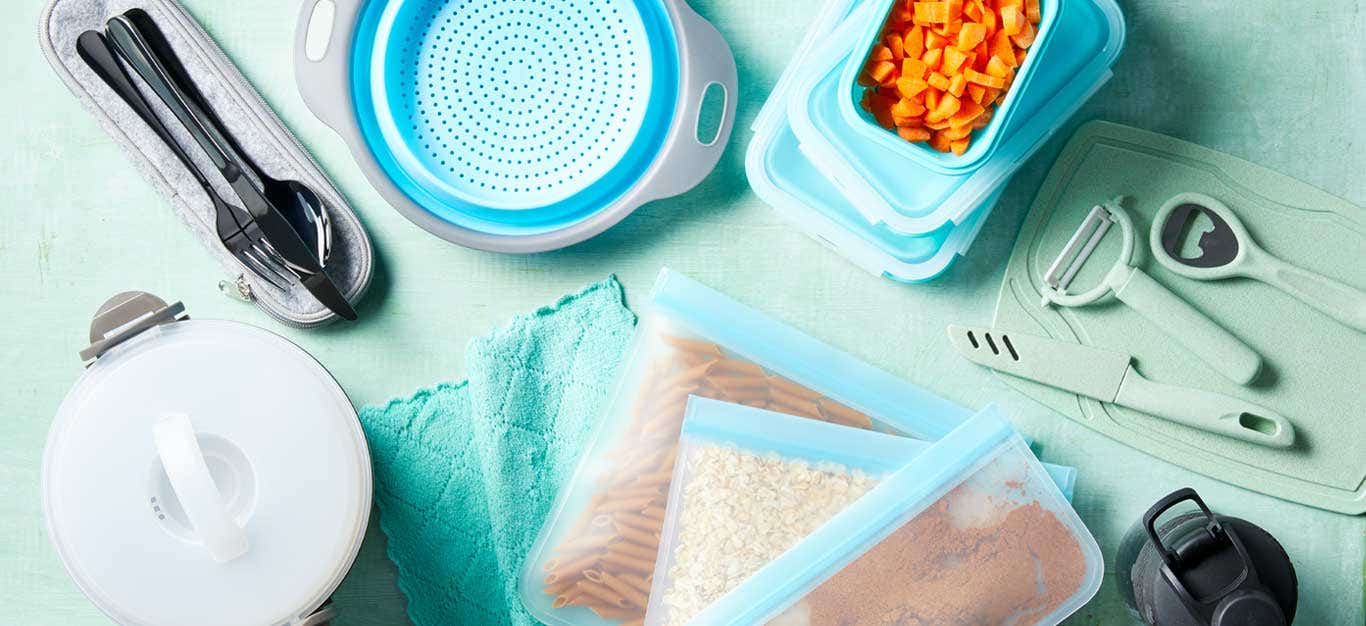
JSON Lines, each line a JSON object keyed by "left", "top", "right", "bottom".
{"left": 946, "top": 73, "right": 966, "bottom": 97}
{"left": 869, "top": 96, "right": 896, "bottom": 128}
{"left": 964, "top": 68, "right": 1006, "bottom": 89}
{"left": 898, "top": 126, "right": 933, "bottom": 142}
{"left": 868, "top": 61, "right": 897, "bottom": 84}
{"left": 929, "top": 130, "right": 954, "bottom": 152}
{"left": 914, "top": 2, "right": 950, "bottom": 24}
{"left": 949, "top": 100, "right": 984, "bottom": 126}
{"left": 893, "top": 98, "right": 928, "bottom": 118}
{"left": 1001, "top": 5, "right": 1025, "bottom": 36}
{"left": 975, "top": 40, "right": 992, "bottom": 67}
{"left": 941, "top": 46, "right": 970, "bottom": 74}
{"left": 972, "top": 109, "right": 993, "bottom": 129}
{"left": 965, "top": 0, "right": 984, "bottom": 21}
{"left": 885, "top": 33, "right": 905, "bottom": 60}
{"left": 967, "top": 83, "right": 987, "bottom": 104}
{"left": 926, "top": 117, "right": 953, "bottom": 130}
{"left": 957, "top": 23, "right": 988, "bottom": 50}
{"left": 859, "top": 0, "right": 1040, "bottom": 155}
{"left": 902, "top": 58, "right": 929, "bottom": 79}
{"left": 904, "top": 26, "right": 926, "bottom": 59}
{"left": 934, "top": 19, "right": 961, "bottom": 38}
{"left": 942, "top": 124, "right": 974, "bottom": 140}
{"left": 897, "top": 76, "right": 929, "bottom": 99}
{"left": 986, "top": 55, "right": 1014, "bottom": 79}
{"left": 921, "top": 47, "right": 944, "bottom": 70}
{"left": 980, "top": 5, "right": 997, "bottom": 34}
{"left": 925, "top": 29, "right": 950, "bottom": 50}
{"left": 926, "top": 93, "right": 962, "bottom": 122}
{"left": 1011, "top": 20, "right": 1036, "bottom": 47}
{"left": 992, "top": 31, "right": 1018, "bottom": 67}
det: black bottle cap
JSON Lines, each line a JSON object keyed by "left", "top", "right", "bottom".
{"left": 1141, "top": 489, "right": 1297, "bottom": 626}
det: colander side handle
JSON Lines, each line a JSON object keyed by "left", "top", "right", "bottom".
{"left": 639, "top": 2, "right": 739, "bottom": 201}
{"left": 294, "top": 0, "right": 364, "bottom": 134}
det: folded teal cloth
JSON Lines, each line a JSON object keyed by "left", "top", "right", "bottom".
{"left": 360, "top": 278, "right": 636, "bottom": 626}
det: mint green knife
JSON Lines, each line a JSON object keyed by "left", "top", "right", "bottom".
{"left": 947, "top": 325, "right": 1295, "bottom": 448}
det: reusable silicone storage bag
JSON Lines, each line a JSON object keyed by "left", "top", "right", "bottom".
{"left": 520, "top": 269, "right": 971, "bottom": 625}
{"left": 693, "top": 407, "right": 1102, "bottom": 625}
{"left": 790, "top": 0, "right": 1125, "bottom": 235}
{"left": 747, "top": 0, "right": 995, "bottom": 282}
{"left": 644, "top": 398, "right": 1076, "bottom": 626}
{"left": 842, "top": 0, "right": 1061, "bottom": 174}
{"left": 294, "top": 0, "right": 736, "bottom": 252}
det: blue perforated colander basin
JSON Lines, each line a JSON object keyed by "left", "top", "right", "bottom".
{"left": 350, "top": 0, "right": 680, "bottom": 236}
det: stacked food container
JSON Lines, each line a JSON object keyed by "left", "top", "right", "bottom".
{"left": 748, "top": 0, "right": 1125, "bottom": 282}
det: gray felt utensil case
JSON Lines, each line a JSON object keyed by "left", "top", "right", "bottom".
{"left": 40, "top": 0, "right": 373, "bottom": 328}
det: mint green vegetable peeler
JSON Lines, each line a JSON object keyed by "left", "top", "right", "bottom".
{"left": 1040, "top": 198, "right": 1264, "bottom": 385}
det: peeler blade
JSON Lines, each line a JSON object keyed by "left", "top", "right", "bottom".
{"left": 1043, "top": 205, "right": 1114, "bottom": 292}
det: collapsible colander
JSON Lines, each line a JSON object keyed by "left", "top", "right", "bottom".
{"left": 295, "top": 0, "right": 736, "bottom": 252}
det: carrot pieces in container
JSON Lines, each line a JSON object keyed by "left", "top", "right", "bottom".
{"left": 859, "top": 0, "right": 1043, "bottom": 154}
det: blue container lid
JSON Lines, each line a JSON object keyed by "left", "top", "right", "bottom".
{"left": 747, "top": 110, "right": 995, "bottom": 282}
{"left": 837, "top": 0, "right": 1064, "bottom": 174}
{"left": 787, "top": 0, "right": 1125, "bottom": 236}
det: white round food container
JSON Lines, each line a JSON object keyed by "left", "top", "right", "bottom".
{"left": 41, "top": 292, "right": 371, "bottom": 626}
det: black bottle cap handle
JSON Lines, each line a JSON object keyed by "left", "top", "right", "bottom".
{"left": 1143, "top": 487, "right": 1221, "bottom": 570}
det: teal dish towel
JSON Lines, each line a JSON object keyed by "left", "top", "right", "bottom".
{"left": 360, "top": 278, "right": 636, "bottom": 626}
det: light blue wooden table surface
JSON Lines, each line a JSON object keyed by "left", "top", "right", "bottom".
{"left": 3, "top": 0, "right": 1363, "bottom": 623}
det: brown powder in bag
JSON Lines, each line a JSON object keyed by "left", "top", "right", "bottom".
{"left": 778, "top": 484, "right": 1087, "bottom": 625}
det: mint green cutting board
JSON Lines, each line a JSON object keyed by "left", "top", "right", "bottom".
{"left": 994, "top": 121, "right": 1366, "bottom": 514}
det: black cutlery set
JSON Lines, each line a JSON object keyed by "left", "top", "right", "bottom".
{"left": 76, "top": 10, "right": 355, "bottom": 320}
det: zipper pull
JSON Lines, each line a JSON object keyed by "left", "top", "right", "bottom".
{"left": 218, "top": 275, "right": 254, "bottom": 302}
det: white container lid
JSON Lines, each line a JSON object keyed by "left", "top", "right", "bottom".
{"left": 42, "top": 293, "right": 370, "bottom": 626}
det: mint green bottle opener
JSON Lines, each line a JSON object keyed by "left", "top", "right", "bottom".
{"left": 1041, "top": 198, "right": 1263, "bottom": 385}
{"left": 1153, "top": 192, "right": 1366, "bottom": 333}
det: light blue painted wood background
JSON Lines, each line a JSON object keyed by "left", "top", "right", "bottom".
{"left": 3, "top": 0, "right": 1362, "bottom": 623}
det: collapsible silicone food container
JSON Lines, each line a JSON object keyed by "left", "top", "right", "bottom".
{"left": 841, "top": 0, "right": 1062, "bottom": 174}
{"left": 789, "top": 0, "right": 1125, "bottom": 235}
{"left": 520, "top": 269, "right": 974, "bottom": 625}
{"left": 645, "top": 398, "right": 1076, "bottom": 626}
{"left": 748, "top": 0, "right": 995, "bottom": 282}
{"left": 693, "top": 407, "right": 1103, "bottom": 626}
{"left": 294, "top": 0, "right": 737, "bottom": 252}
{"left": 747, "top": 0, "right": 1124, "bottom": 281}
{"left": 41, "top": 293, "right": 370, "bottom": 625}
